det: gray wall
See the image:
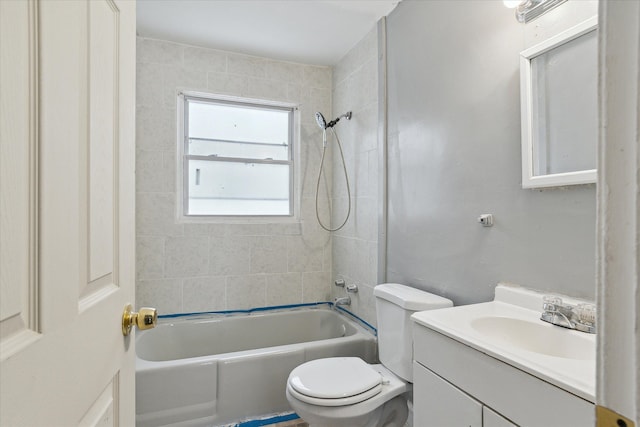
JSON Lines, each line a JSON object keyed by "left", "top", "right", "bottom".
{"left": 385, "top": 0, "right": 597, "bottom": 305}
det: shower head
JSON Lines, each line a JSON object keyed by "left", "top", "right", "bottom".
{"left": 314, "top": 111, "right": 352, "bottom": 130}
{"left": 315, "top": 112, "right": 327, "bottom": 130}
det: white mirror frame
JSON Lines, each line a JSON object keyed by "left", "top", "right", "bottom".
{"left": 520, "top": 16, "right": 598, "bottom": 189}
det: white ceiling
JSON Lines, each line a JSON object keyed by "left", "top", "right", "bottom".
{"left": 136, "top": 0, "right": 400, "bottom": 66}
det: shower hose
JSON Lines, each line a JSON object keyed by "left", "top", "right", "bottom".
{"left": 315, "top": 127, "right": 351, "bottom": 232}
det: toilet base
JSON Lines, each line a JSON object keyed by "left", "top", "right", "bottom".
{"left": 289, "top": 394, "right": 408, "bottom": 427}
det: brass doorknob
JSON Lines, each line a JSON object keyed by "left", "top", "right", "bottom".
{"left": 122, "top": 304, "right": 157, "bottom": 336}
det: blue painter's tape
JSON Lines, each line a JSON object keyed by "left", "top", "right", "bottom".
{"left": 158, "top": 302, "right": 333, "bottom": 319}
{"left": 235, "top": 412, "right": 300, "bottom": 427}
{"left": 158, "top": 301, "right": 378, "bottom": 336}
{"left": 334, "top": 305, "right": 378, "bottom": 336}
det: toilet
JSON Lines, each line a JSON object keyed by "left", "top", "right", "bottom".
{"left": 286, "top": 283, "right": 453, "bottom": 427}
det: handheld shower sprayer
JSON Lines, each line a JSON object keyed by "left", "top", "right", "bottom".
{"left": 313, "top": 111, "right": 353, "bottom": 232}
{"left": 315, "top": 111, "right": 352, "bottom": 148}
{"left": 314, "top": 111, "right": 352, "bottom": 130}
{"left": 315, "top": 112, "right": 327, "bottom": 130}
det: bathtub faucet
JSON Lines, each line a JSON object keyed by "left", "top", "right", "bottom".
{"left": 333, "top": 279, "right": 358, "bottom": 307}
{"left": 334, "top": 296, "right": 351, "bottom": 306}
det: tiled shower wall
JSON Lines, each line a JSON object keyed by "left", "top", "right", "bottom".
{"left": 331, "top": 26, "right": 380, "bottom": 326}
{"left": 136, "top": 37, "right": 334, "bottom": 314}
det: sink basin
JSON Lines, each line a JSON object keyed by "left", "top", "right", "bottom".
{"left": 411, "top": 284, "right": 596, "bottom": 402}
{"left": 470, "top": 316, "right": 594, "bottom": 360}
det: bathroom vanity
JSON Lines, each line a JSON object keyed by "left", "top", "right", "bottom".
{"left": 411, "top": 284, "right": 595, "bottom": 427}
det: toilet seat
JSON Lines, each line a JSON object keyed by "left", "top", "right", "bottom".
{"left": 287, "top": 357, "right": 383, "bottom": 407}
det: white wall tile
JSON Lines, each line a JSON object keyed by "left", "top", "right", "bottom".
{"left": 300, "top": 196, "right": 330, "bottom": 231}
{"left": 136, "top": 105, "right": 176, "bottom": 151}
{"left": 136, "top": 150, "right": 165, "bottom": 193}
{"left": 302, "top": 271, "right": 331, "bottom": 303}
{"left": 136, "top": 37, "right": 335, "bottom": 312}
{"left": 332, "top": 235, "right": 355, "bottom": 280}
{"left": 247, "top": 77, "right": 289, "bottom": 101}
{"left": 222, "top": 223, "right": 267, "bottom": 236}
{"left": 137, "top": 278, "right": 183, "bottom": 315}
{"left": 265, "top": 61, "right": 305, "bottom": 84}
{"left": 304, "top": 66, "right": 332, "bottom": 89}
{"left": 183, "top": 46, "right": 227, "bottom": 72}
{"left": 330, "top": 197, "right": 355, "bottom": 238}
{"left": 333, "top": 25, "right": 377, "bottom": 86}
{"left": 331, "top": 24, "right": 380, "bottom": 322}
{"left": 286, "top": 83, "right": 309, "bottom": 103}
{"left": 287, "top": 235, "right": 325, "bottom": 272}
{"left": 264, "top": 223, "right": 301, "bottom": 236}
{"left": 136, "top": 192, "right": 183, "bottom": 236}
{"left": 349, "top": 283, "right": 377, "bottom": 327}
{"left": 162, "top": 150, "right": 177, "bottom": 192}
{"left": 137, "top": 38, "right": 183, "bottom": 66}
{"left": 227, "top": 53, "right": 267, "bottom": 77}
{"left": 183, "top": 276, "right": 226, "bottom": 312}
{"left": 137, "top": 61, "right": 164, "bottom": 106}
{"left": 207, "top": 72, "right": 248, "bottom": 96}
{"left": 251, "top": 236, "right": 288, "bottom": 274}
{"left": 137, "top": 236, "right": 164, "bottom": 279}
{"left": 266, "top": 272, "right": 303, "bottom": 305}
{"left": 226, "top": 275, "right": 266, "bottom": 309}
{"left": 162, "top": 64, "right": 208, "bottom": 106}
{"left": 309, "top": 88, "right": 332, "bottom": 116}
{"left": 354, "top": 197, "right": 377, "bottom": 242}
{"left": 209, "top": 236, "right": 252, "bottom": 276}
{"left": 164, "top": 236, "right": 210, "bottom": 277}
{"left": 183, "top": 223, "right": 228, "bottom": 237}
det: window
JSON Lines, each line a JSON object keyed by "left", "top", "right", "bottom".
{"left": 179, "top": 93, "right": 296, "bottom": 217}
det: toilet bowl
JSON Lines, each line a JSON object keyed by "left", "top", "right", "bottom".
{"left": 286, "top": 358, "right": 408, "bottom": 427}
{"left": 286, "top": 284, "right": 453, "bottom": 427}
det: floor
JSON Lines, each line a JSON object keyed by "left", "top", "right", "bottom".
{"left": 273, "top": 419, "right": 308, "bottom": 427}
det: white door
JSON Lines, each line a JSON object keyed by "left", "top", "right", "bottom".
{"left": 0, "top": 0, "right": 138, "bottom": 425}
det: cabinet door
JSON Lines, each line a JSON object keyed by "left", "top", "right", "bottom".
{"left": 484, "top": 407, "right": 518, "bottom": 427}
{"left": 414, "top": 362, "right": 482, "bottom": 427}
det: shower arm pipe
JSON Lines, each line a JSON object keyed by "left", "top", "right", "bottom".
{"left": 326, "top": 111, "right": 352, "bottom": 129}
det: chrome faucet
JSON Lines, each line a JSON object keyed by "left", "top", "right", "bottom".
{"left": 333, "top": 279, "right": 358, "bottom": 307}
{"left": 334, "top": 296, "right": 351, "bottom": 306}
{"left": 541, "top": 296, "right": 596, "bottom": 334}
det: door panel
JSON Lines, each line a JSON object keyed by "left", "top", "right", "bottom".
{"left": 0, "top": 0, "right": 40, "bottom": 360}
{"left": 0, "top": 0, "right": 136, "bottom": 425}
{"left": 81, "top": 0, "right": 121, "bottom": 307}
{"left": 79, "top": 375, "right": 119, "bottom": 427}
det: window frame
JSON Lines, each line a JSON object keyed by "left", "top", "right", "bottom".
{"left": 176, "top": 91, "right": 299, "bottom": 221}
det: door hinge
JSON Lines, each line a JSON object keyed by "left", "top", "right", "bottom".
{"left": 596, "top": 405, "right": 635, "bottom": 427}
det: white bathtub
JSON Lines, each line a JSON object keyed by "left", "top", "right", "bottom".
{"left": 135, "top": 304, "right": 377, "bottom": 427}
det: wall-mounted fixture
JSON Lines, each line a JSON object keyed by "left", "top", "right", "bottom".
{"left": 477, "top": 214, "right": 494, "bottom": 227}
{"left": 503, "top": 0, "right": 567, "bottom": 23}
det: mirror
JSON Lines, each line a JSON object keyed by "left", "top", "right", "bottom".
{"left": 520, "top": 17, "right": 598, "bottom": 189}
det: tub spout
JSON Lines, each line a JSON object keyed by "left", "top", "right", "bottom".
{"left": 334, "top": 296, "right": 351, "bottom": 306}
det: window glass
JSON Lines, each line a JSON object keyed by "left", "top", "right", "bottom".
{"left": 182, "top": 95, "right": 294, "bottom": 217}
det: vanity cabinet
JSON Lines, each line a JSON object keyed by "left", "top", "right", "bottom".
{"left": 414, "top": 362, "right": 482, "bottom": 426}
{"left": 483, "top": 407, "right": 517, "bottom": 427}
{"left": 412, "top": 323, "right": 594, "bottom": 427}
{"left": 414, "top": 362, "right": 516, "bottom": 427}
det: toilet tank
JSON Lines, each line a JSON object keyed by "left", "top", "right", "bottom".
{"left": 374, "top": 283, "right": 453, "bottom": 382}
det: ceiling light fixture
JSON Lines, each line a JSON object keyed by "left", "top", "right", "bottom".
{"left": 503, "top": 0, "right": 523, "bottom": 9}
{"left": 505, "top": 0, "right": 568, "bottom": 23}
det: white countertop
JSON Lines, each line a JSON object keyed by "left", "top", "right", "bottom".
{"left": 411, "top": 284, "right": 596, "bottom": 402}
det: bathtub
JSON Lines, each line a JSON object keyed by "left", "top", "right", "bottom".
{"left": 135, "top": 304, "right": 377, "bottom": 427}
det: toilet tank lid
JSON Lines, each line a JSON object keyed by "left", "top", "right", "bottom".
{"left": 374, "top": 283, "right": 453, "bottom": 311}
